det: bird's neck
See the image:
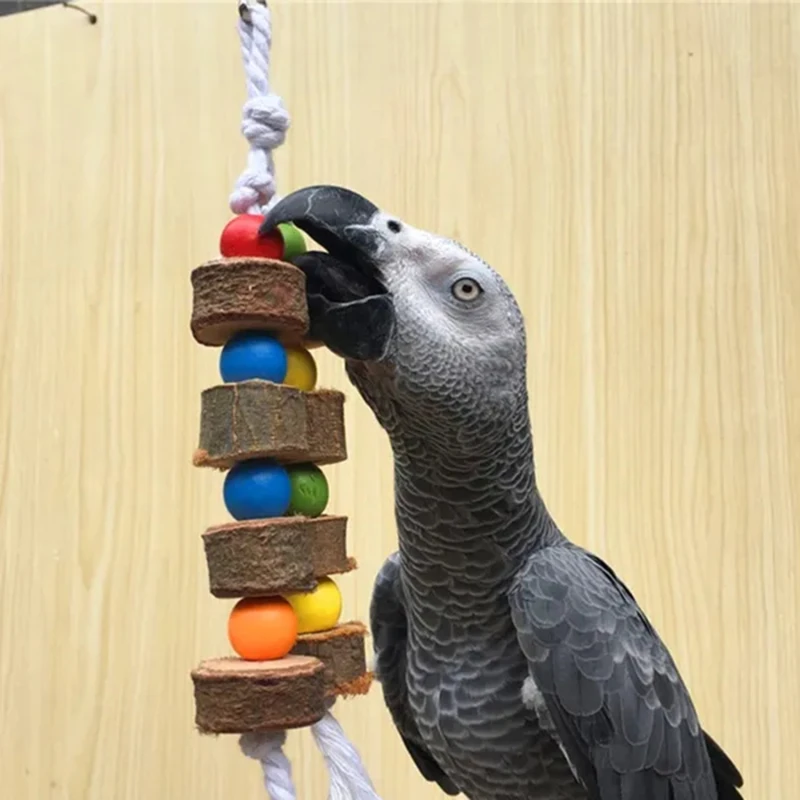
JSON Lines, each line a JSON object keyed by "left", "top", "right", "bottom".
{"left": 390, "top": 416, "right": 563, "bottom": 628}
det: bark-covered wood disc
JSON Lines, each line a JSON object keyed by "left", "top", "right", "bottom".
{"left": 192, "top": 655, "right": 326, "bottom": 733}
{"left": 191, "top": 258, "right": 309, "bottom": 346}
{"left": 202, "top": 516, "right": 355, "bottom": 598}
{"left": 291, "top": 622, "right": 371, "bottom": 697}
{"left": 193, "top": 380, "right": 347, "bottom": 468}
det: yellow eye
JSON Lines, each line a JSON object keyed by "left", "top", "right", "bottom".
{"left": 451, "top": 277, "right": 482, "bottom": 302}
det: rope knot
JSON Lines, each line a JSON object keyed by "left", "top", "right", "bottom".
{"left": 242, "top": 95, "right": 290, "bottom": 151}
{"left": 230, "top": 0, "right": 285, "bottom": 215}
{"left": 229, "top": 160, "right": 277, "bottom": 215}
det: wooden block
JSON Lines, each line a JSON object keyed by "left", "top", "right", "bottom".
{"left": 192, "top": 655, "right": 326, "bottom": 733}
{"left": 193, "top": 380, "right": 347, "bottom": 468}
{"left": 305, "top": 391, "right": 348, "bottom": 461}
{"left": 292, "top": 622, "right": 372, "bottom": 697}
{"left": 191, "top": 258, "right": 310, "bottom": 346}
{"left": 202, "top": 516, "right": 356, "bottom": 598}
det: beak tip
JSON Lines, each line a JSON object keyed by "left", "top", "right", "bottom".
{"left": 257, "top": 217, "right": 272, "bottom": 238}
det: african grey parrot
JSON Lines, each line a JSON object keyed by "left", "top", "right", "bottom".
{"left": 261, "top": 186, "right": 744, "bottom": 800}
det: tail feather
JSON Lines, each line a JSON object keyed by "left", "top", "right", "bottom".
{"left": 703, "top": 729, "right": 744, "bottom": 799}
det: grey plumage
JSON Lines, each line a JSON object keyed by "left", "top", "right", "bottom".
{"left": 371, "top": 552, "right": 461, "bottom": 796}
{"left": 263, "top": 186, "right": 744, "bottom": 800}
{"left": 509, "top": 547, "right": 738, "bottom": 798}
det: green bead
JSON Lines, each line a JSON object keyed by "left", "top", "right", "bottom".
{"left": 287, "top": 463, "right": 329, "bottom": 517}
{"left": 278, "top": 223, "right": 307, "bottom": 261}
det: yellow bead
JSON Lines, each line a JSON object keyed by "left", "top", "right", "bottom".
{"left": 283, "top": 347, "right": 317, "bottom": 391}
{"left": 283, "top": 576, "right": 342, "bottom": 633}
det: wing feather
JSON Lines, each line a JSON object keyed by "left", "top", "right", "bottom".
{"left": 370, "top": 552, "right": 460, "bottom": 796}
{"left": 510, "top": 545, "right": 743, "bottom": 800}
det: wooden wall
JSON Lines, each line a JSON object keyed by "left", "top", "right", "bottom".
{"left": 1, "top": 1, "right": 797, "bottom": 797}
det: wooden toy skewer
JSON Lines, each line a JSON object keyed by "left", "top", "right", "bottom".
{"left": 189, "top": 250, "right": 372, "bottom": 730}
{"left": 188, "top": 3, "right": 380, "bottom": 798}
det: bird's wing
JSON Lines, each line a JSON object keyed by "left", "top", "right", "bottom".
{"left": 508, "top": 545, "right": 743, "bottom": 800}
{"left": 370, "top": 552, "right": 460, "bottom": 796}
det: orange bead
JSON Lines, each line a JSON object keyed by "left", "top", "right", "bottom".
{"left": 227, "top": 596, "right": 298, "bottom": 661}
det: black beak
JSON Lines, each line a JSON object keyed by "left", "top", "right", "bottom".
{"left": 261, "top": 185, "right": 382, "bottom": 268}
{"left": 260, "top": 186, "right": 394, "bottom": 362}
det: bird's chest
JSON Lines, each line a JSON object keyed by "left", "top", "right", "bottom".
{"left": 404, "top": 623, "right": 581, "bottom": 800}
{"left": 406, "top": 626, "right": 526, "bottom": 777}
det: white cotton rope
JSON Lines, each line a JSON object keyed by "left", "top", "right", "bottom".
{"left": 312, "top": 706, "right": 383, "bottom": 800}
{"left": 239, "top": 705, "right": 384, "bottom": 800}
{"left": 240, "top": 731, "right": 298, "bottom": 800}
{"left": 230, "top": 0, "right": 290, "bottom": 216}
{"left": 231, "top": 4, "right": 383, "bottom": 799}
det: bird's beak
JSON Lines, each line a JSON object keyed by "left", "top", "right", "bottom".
{"left": 261, "top": 185, "right": 383, "bottom": 268}
{"left": 260, "top": 185, "right": 394, "bottom": 362}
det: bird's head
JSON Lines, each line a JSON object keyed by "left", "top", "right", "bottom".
{"left": 262, "top": 186, "right": 529, "bottom": 452}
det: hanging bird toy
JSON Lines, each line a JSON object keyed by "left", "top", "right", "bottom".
{"left": 188, "top": 3, "right": 380, "bottom": 797}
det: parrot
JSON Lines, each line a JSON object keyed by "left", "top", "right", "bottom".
{"left": 261, "top": 186, "right": 745, "bottom": 800}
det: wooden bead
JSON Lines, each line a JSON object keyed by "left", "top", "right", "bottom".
{"left": 278, "top": 223, "right": 307, "bottom": 261}
{"left": 220, "top": 214, "right": 284, "bottom": 259}
{"left": 284, "top": 576, "right": 342, "bottom": 634}
{"left": 228, "top": 596, "right": 298, "bottom": 661}
{"left": 283, "top": 346, "right": 317, "bottom": 391}
{"left": 287, "top": 463, "right": 329, "bottom": 517}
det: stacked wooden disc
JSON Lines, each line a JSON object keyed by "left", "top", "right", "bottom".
{"left": 189, "top": 215, "right": 372, "bottom": 735}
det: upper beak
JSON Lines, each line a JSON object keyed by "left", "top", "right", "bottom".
{"left": 260, "top": 185, "right": 383, "bottom": 268}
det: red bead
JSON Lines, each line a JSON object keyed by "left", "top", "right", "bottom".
{"left": 219, "top": 214, "right": 284, "bottom": 259}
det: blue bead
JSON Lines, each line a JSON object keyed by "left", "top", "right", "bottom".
{"left": 220, "top": 331, "right": 288, "bottom": 383}
{"left": 223, "top": 459, "right": 291, "bottom": 520}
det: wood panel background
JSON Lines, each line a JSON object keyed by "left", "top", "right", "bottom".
{"left": 0, "top": 1, "right": 797, "bottom": 798}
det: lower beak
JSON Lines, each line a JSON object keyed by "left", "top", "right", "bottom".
{"left": 260, "top": 185, "right": 394, "bottom": 362}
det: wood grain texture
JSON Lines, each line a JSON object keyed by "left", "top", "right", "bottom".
{"left": 0, "top": 1, "right": 797, "bottom": 798}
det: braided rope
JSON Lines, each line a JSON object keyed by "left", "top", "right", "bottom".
{"left": 230, "top": 0, "right": 289, "bottom": 215}
{"left": 239, "top": 706, "right": 383, "bottom": 800}
{"left": 312, "top": 707, "right": 383, "bottom": 800}
{"left": 240, "top": 731, "right": 298, "bottom": 800}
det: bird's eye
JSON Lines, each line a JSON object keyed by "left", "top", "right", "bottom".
{"left": 387, "top": 220, "right": 402, "bottom": 233}
{"left": 451, "top": 277, "right": 482, "bottom": 302}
